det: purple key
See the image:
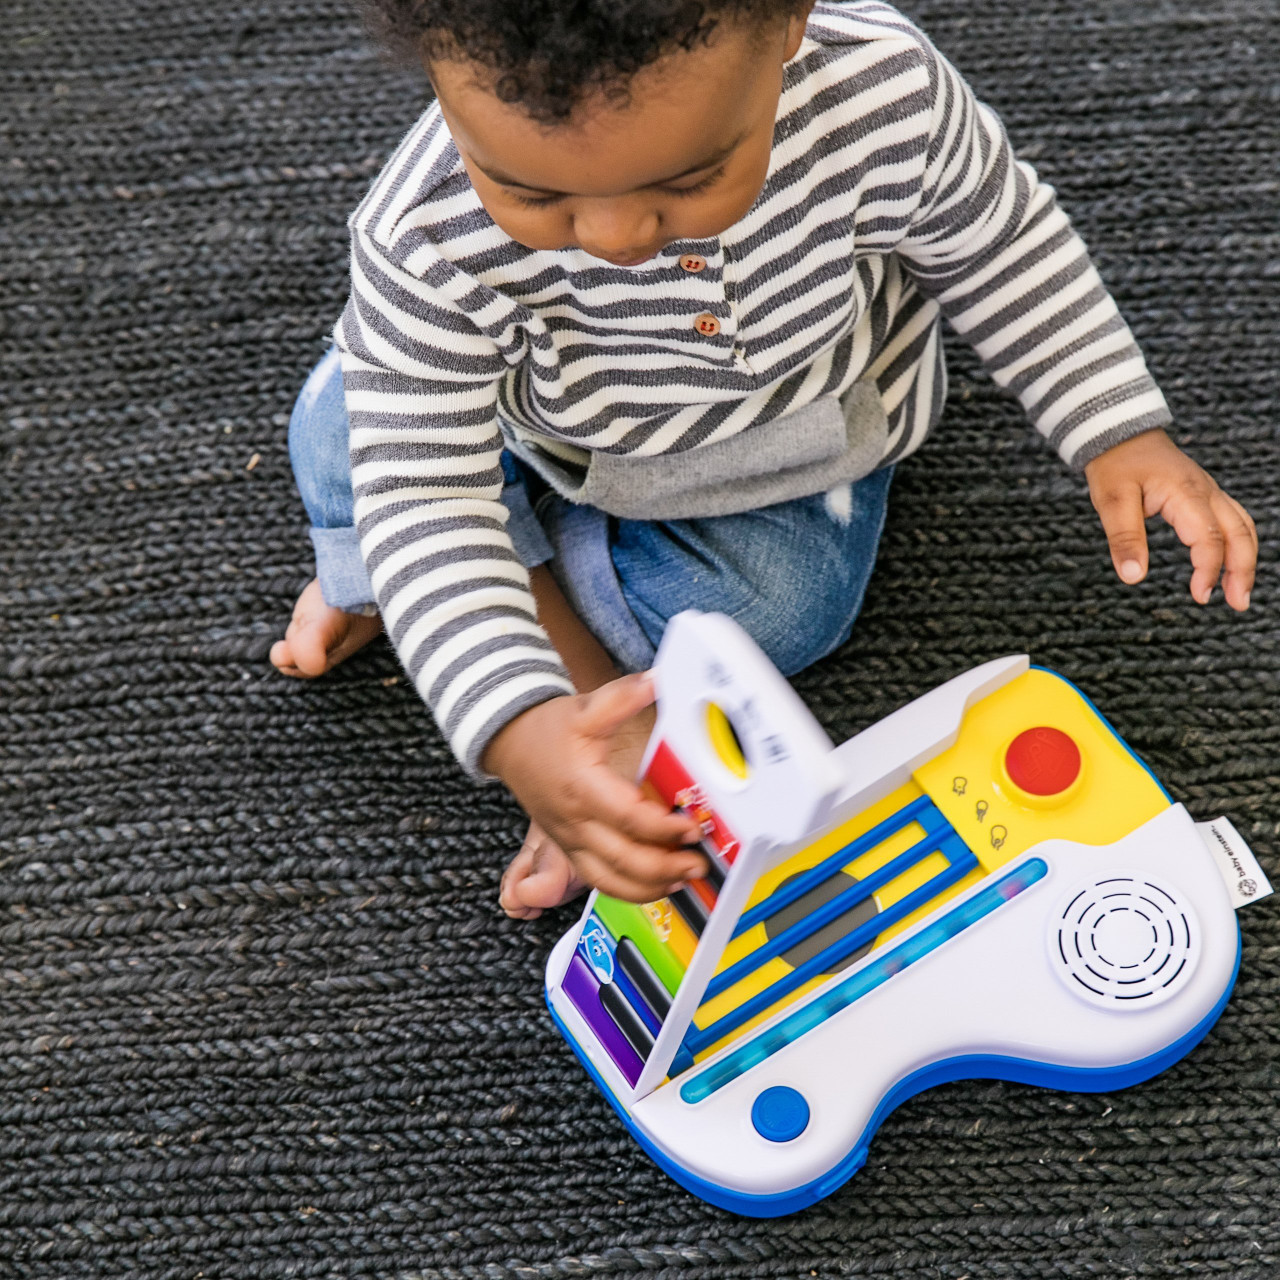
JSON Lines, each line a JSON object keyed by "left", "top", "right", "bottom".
{"left": 562, "top": 954, "right": 644, "bottom": 1086}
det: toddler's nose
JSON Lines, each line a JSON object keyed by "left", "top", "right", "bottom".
{"left": 573, "top": 199, "right": 661, "bottom": 265}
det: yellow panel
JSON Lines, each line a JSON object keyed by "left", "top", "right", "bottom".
{"left": 872, "top": 864, "right": 987, "bottom": 945}
{"left": 694, "top": 872, "right": 997, "bottom": 1057}
{"left": 695, "top": 781, "right": 952, "bottom": 1057}
{"left": 664, "top": 908, "right": 699, "bottom": 968}
{"left": 712, "top": 782, "right": 922, "bottom": 976}
{"left": 739, "top": 782, "right": 925, "bottom": 918}
{"left": 843, "top": 816, "right": 930, "bottom": 881}
{"left": 914, "top": 667, "right": 1168, "bottom": 873}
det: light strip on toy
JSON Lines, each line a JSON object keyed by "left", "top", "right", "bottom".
{"left": 679, "top": 858, "right": 1049, "bottom": 1104}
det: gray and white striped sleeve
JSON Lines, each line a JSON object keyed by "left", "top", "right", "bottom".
{"left": 898, "top": 35, "right": 1172, "bottom": 468}
{"left": 335, "top": 229, "right": 574, "bottom": 777}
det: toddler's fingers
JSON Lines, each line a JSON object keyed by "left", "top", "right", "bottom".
{"left": 572, "top": 827, "right": 708, "bottom": 903}
{"left": 1091, "top": 478, "right": 1149, "bottom": 584}
{"left": 585, "top": 767, "right": 706, "bottom": 848}
{"left": 1212, "top": 490, "right": 1258, "bottom": 611}
{"left": 581, "top": 820, "right": 707, "bottom": 883}
{"left": 1165, "top": 494, "right": 1226, "bottom": 605}
{"left": 575, "top": 671, "right": 657, "bottom": 741}
{"left": 574, "top": 861, "right": 670, "bottom": 905}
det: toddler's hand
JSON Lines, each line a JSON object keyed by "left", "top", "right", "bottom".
{"left": 1084, "top": 429, "right": 1256, "bottom": 610}
{"left": 481, "top": 673, "right": 706, "bottom": 903}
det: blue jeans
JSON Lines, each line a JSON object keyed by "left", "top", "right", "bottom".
{"left": 289, "top": 348, "right": 893, "bottom": 675}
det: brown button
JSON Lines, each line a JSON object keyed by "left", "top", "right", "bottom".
{"left": 679, "top": 254, "right": 707, "bottom": 273}
{"left": 693, "top": 313, "right": 721, "bottom": 337}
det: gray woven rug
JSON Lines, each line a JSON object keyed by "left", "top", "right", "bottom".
{"left": 2, "top": 0, "right": 1277, "bottom": 1275}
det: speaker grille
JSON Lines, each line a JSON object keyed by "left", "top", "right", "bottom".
{"left": 1052, "top": 874, "right": 1200, "bottom": 1009}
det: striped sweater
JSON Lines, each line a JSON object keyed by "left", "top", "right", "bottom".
{"left": 334, "top": 0, "right": 1171, "bottom": 775}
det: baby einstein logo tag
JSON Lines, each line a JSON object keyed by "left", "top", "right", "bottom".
{"left": 1197, "top": 817, "right": 1273, "bottom": 910}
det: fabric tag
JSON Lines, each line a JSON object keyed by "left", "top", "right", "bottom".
{"left": 1196, "top": 817, "right": 1274, "bottom": 909}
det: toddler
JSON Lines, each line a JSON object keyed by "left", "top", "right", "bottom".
{"left": 271, "top": 0, "right": 1257, "bottom": 919}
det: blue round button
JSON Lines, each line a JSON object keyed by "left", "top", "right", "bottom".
{"left": 751, "top": 1086, "right": 810, "bottom": 1143}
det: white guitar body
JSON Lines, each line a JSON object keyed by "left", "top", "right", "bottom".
{"left": 545, "top": 613, "right": 1245, "bottom": 1215}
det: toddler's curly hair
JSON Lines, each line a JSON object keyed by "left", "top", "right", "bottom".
{"left": 362, "top": 0, "right": 806, "bottom": 123}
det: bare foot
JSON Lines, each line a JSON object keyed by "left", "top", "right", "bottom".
{"left": 270, "top": 578, "right": 384, "bottom": 678}
{"left": 498, "top": 705, "right": 658, "bottom": 919}
{"left": 499, "top": 823, "right": 586, "bottom": 920}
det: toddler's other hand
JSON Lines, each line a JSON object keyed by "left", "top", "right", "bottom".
{"left": 1084, "top": 429, "right": 1256, "bottom": 611}
{"left": 482, "top": 673, "right": 706, "bottom": 903}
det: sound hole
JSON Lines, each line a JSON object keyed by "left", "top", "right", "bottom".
{"left": 764, "top": 870, "right": 878, "bottom": 976}
{"left": 705, "top": 703, "right": 748, "bottom": 779}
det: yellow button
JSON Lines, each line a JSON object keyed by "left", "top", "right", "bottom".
{"left": 680, "top": 254, "right": 707, "bottom": 273}
{"left": 694, "top": 313, "right": 721, "bottom": 337}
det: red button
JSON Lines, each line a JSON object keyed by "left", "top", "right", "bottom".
{"left": 1004, "top": 727, "right": 1081, "bottom": 796}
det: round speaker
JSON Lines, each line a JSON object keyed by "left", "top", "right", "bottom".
{"left": 1051, "top": 873, "right": 1200, "bottom": 1010}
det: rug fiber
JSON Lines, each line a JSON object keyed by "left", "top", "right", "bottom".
{"left": 2, "top": 1, "right": 1278, "bottom": 1275}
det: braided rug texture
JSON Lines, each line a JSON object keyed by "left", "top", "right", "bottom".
{"left": 2, "top": 0, "right": 1277, "bottom": 1275}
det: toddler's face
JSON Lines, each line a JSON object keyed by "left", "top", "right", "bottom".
{"left": 429, "top": 9, "right": 811, "bottom": 267}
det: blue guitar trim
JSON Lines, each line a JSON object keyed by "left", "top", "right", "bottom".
{"left": 546, "top": 925, "right": 1240, "bottom": 1218}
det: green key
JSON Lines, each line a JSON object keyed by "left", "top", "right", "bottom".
{"left": 593, "top": 896, "right": 685, "bottom": 996}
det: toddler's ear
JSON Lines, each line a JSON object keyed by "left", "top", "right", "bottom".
{"left": 783, "top": 3, "right": 817, "bottom": 61}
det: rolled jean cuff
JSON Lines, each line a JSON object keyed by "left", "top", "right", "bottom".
{"left": 540, "top": 499, "right": 658, "bottom": 674}
{"left": 502, "top": 476, "right": 555, "bottom": 569}
{"left": 311, "top": 474, "right": 551, "bottom": 614}
{"left": 310, "top": 526, "right": 376, "bottom": 612}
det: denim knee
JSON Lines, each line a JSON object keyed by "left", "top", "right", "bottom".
{"left": 724, "top": 549, "right": 867, "bottom": 674}
{"left": 735, "top": 474, "right": 892, "bottom": 673}
{"left": 613, "top": 468, "right": 892, "bottom": 676}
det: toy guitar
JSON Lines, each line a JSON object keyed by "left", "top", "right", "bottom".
{"left": 544, "top": 612, "right": 1267, "bottom": 1216}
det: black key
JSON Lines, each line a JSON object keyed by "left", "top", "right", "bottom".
{"left": 617, "top": 936, "right": 672, "bottom": 1020}
{"left": 602, "top": 982, "right": 656, "bottom": 1060}
{"left": 670, "top": 886, "right": 709, "bottom": 936}
{"left": 702, "top": 852, "right": 726, "bottom": 891}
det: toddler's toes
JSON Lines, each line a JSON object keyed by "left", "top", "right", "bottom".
{"left": 270, "top": 578, "right": 382, "bottom": 678}
{"left": 269, "top": 636, "right": 304, "bottom": 677}
{"left": 270, "top": 614, "right": 330, "bottom": 678}
{"left": 499, "top": 841, "right": 543, "bottom": 920}
{"left": 323, "top": 608, "right": 384, "bottom": 670}
{"left": 288, "top": 609, "right": 339, "bottom": 677}
{"left": 500, "top": 825, "right": 586, "bottom": 920}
